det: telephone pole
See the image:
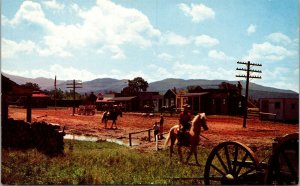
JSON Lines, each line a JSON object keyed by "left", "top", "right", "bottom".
{"left": 54, "top": 75, "right": 57, "bottom": 110}
{"left": 236, "top": 61, "right": 262, "bottom": 128}
{"left": 66, "top": 80, "right": 82, "bottom": 116}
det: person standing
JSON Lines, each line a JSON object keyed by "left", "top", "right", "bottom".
{"left": 153, "top": 122, "right": 160, "bottom": 141}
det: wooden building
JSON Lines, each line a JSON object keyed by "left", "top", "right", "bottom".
{"left": 175, "top": 89, "right": 243, "bottom": 115}
{"left": 259, "top": 98, "right": 299, "bottom": 122}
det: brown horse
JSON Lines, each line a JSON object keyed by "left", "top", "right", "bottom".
{"left": 165, "top": 113, "right": 208, "bottom": 165}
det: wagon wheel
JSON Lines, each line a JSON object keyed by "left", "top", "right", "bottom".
{"left": 265, "top": 133, "right": 299, "bottom": 185}
{"left": 204, "top": 141, "right": 261, "bottom": 185}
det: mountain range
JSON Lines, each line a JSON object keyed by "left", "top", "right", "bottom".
{"left": 2, "top": 73, "right": 298, "bottom": 100}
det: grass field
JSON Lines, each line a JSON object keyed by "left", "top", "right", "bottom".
{"left": 2, "top": 140, "right": 213, "bottom": 185}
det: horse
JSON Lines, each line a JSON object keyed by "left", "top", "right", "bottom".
{"left": 101, "top": 109, "right": 122, "bottom": 129}
{"left": 165, "top": 113, "right": 208, "bottom": 165}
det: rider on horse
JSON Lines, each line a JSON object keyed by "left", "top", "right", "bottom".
{"left": 178, "top": 104, "right": 192, "bottom": 145}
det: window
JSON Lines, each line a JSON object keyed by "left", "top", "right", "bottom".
{"left": 223, "top": 99, "right": 226, "bottom": 105}
{"left": 291, "top": 103, "right": 296, "bottom": 110}
{"left": 275, "top": 102, "right": 281, "bottom": 109}
{"left": 212, "top": 99, "right": 215, "bottom": 105}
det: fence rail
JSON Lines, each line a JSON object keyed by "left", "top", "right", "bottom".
{"left": 129, "top": 129, "right": 152, "bottom": 146}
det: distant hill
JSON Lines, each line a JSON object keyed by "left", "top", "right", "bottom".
{"left": 2, "top": 73, "right": 298, "bottom": 100}
{"left": 2, "top": 73, "right": 65, "bottom": 90}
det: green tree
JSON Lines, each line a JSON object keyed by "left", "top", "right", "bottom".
{"left": 218, "top": 82, "right": 239, "bottom": 96}
{"left": 21, "top": 82, "right": 41, "bottom": 91}
{"left": 121, "top": 77, "right": 148, "bottom": 96}
{"left": 187, "top": 85, "right": 203, "bottom": 93}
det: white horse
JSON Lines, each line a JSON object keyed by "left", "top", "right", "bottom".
{"left": 165, "top": 113, "right": 208, "bottom": 165}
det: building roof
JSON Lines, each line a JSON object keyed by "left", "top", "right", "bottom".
{"left": 32, "top": 93, "right": 50, "bottom": 98}
{"left": 96, "top": 96, "right": 136, "bottom": 102}
{"left": 111, "top": 96, "right": 136, "bottom": 101}
{"left": 96, "top": 98, "right": 114, "bottom": 103}
{"left": 181, "top": 92, "right": 209, "bottom": 97}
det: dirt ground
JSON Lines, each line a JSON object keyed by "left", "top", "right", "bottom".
{"left": 8, "top": 107, "right": 299, "bottom": 152}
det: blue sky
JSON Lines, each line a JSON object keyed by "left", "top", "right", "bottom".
{"left": 1, "top": 0, "right": 299, "bottom": 92}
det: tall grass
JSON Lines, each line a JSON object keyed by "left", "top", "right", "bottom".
{"left": 2, "top": 140, "right": 209, "bottom": 185}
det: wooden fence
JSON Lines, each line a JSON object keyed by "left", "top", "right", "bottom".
{"left": 128, "top": 129, "right": 152, "bottom": 146}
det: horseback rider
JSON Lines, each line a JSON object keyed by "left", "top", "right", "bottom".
{"left": 178, "top": 104, "right": 192, "bottom": 145}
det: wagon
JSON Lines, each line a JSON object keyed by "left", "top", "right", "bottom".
{"left": 204, "top": 132, "right": 299, "bottom": 185}
{"left": 77, "top": 105, "right": 96, "bottom": 115}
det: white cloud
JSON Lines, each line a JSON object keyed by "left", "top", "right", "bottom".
{"left": 267, "top": 32, "right": 292, "bottom": 44}
{"left": 1, "top": 15, "right": 9, "bottom": 25}
{"left": 8, "top": 0, "right": 161, "bottom": 58}
{"left": 43, "top": 0, "right": 64, "bottom": 10}
{"left": 208, "top": 50, "right": 233, "bottom": 60}
{"left": 163, "top": 32, "right": 191, "bottom": 46}
{"left": 247, "top": 24, "right": 256, "bottom": 35}
{"left": 178, "top": 3, "right": 215, "bottom": 23}
{"left": 172, "top": 62, "right": 235, "bottom": 80}
{"left": 2, "top": 38, "right": 38, "bottom": 59}
{"left": 261, "top": 68, "right": 299, "bottom": 92}
{"left": 147, "top": 65, "right": 171, "bottom": 81}
{"left": 158, "top": 53, "right": 174, "bottom": 61}
{"left": 100, "top": 45, "right": 126, "bottom": 60}
{"left": 192, "top": 50, "right": 200, "bottom": 54}
{"left": 10, "top": 1, "right": 54, "bottom": 29}
{"left": 194, "top": 35, "right": 219, "bottom": 47}
{"left": 243, "top": 42, "right": 296, "bottom": 62}
{"left": 2, "top": 64, "right": 99, "bottom": 81}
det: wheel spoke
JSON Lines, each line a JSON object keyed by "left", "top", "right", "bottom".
{"left": 224, "top": 145, "right": 233, "bottom": 173}
{"left": 211, "top": 163, "right": 227, "bottom": 176}
{"left": 236, "top": 153, "right": 249, "bottom": 176}
{"left": 238, "top": 166, "right": 257, "bottom": 178}
{"left": 233, "top": 145, "right": 239, "bottom": 174}
{"left": 216, "top": 152, "right": 229, "bottom": 173}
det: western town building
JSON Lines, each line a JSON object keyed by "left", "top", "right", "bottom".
{"left": 259, "top": 98, "right": 299, "bottom": 122}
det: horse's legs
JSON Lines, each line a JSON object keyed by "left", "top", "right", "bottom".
{"left": 111, "top": 120, "right": 116, "bottom": 129}
{"left": 186, "top": 147, "right": 193, "bottom": 164}
{"left": 178, "top": 146, "right": 183, "bottom": 163}
{"left": 104, "top": 119, "right": 107, "bottom": 128}
{"left": 194, "top": 148, "right": 199, "bottom": 165}
{"left": 113, "top": 120, "right": 117, "bottom": 129}
{"left": 186, "top": 146, "right": 200, "bottom": 165}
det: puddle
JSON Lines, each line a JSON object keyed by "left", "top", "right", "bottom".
{"left": 64, "top": 134, "right": 139, "bottom": 146}
{"left": 64, "top": 134, "right": 99, "bottom": 142}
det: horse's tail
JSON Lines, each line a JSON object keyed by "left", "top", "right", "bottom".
{"left": 164, "top": 132, "right": 171, "bottom": 148}
{"left": 164, "top": 125, "right": 177, "bottom": 148}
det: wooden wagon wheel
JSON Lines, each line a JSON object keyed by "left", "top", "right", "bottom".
{"left": 265, "top": 133, "right": 299, "bottom": 185}
{"left": 204, "top": 141, "right": 261, "bottom": 185}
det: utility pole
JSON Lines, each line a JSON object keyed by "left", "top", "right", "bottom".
{"left": 54, "top": 75, "right": 57, "bottom": 110}
{"left": 66, "top": 80, "right": 82, "bottom": 116}
{"left": 236, "top": 61, "right": 262, "bottom": 128}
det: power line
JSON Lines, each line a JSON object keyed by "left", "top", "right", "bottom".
{"left": 236, "top": 61, "right": 262, "bottom": 128}
{"left": 66, "top": 80, "right": 82, "bottom": 116}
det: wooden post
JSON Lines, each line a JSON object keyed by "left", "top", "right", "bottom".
{"left": 129, "top": 133, "right": 132, "bottom": 146}
{"left": 148, "top": 129, "right": 151, "bottom": 142}
{"left": 156, "top": 134, "right": 158, "bottom": 151}
{"left": 26, "top": 95, "right": 32, "bottom": 123}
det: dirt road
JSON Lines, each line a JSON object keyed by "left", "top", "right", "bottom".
{"left": 8, "top": 107, "right": 298, "bottom": 151}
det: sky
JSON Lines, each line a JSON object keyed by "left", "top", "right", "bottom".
{"left": 1, "top": 0, "right": 299, "bottom": 92}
